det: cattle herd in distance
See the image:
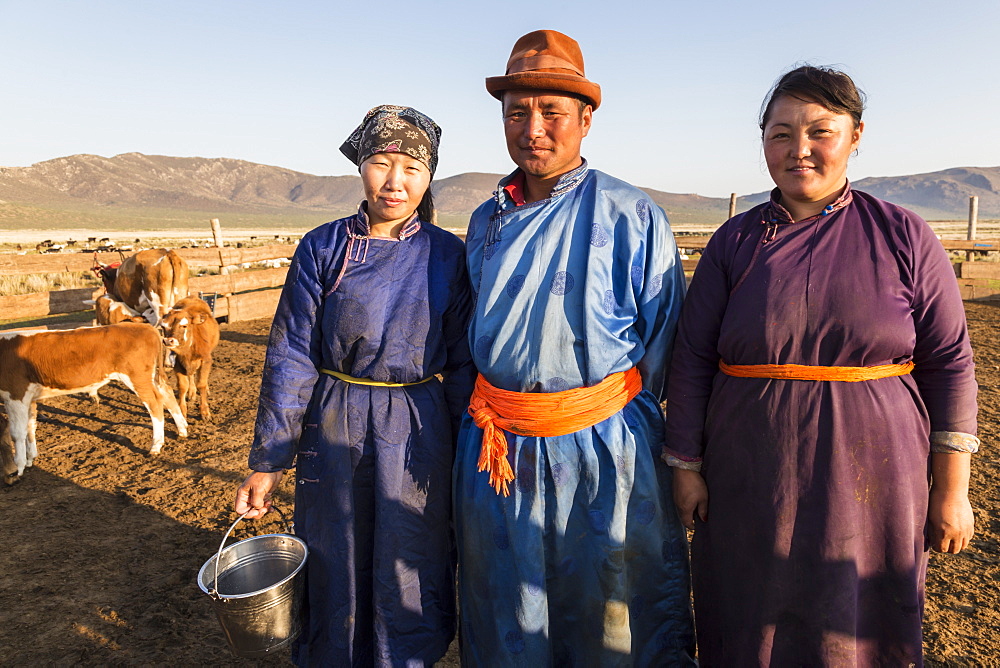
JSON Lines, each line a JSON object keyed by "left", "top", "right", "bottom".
{"left": 25, "top": 235, "right": 300, "bottom": 255}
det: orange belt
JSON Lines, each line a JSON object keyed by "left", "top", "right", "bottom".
{"left": 468, "top": 367, "right": 643, "bottom": 497}
{"left": 719, "top": 360, "right": 914, "bottom": 382}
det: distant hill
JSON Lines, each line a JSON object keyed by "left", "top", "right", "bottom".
{"left": 433, "top": 172, "right": 505, "bottom": 213}
{"left": 0, "top": 153, "right": 364, "bottom": 212}
{"left": 433, "top": 173, "right": 737, "bottom": 225}
{"left": 0, "top": 153, "right": 733, "bottom": 222}
{"left": 738, "top": 167, "right": 1000, "bottom": 221}
{"left": 0, "top": 153, "right": 996, "bottom": 229}
{"left": 853, "top": 167, "right": 1000, "bottom": 220}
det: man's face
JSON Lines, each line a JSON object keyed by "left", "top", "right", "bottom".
{"left": 502, "top": 90, "right": 592, "bottom": 182}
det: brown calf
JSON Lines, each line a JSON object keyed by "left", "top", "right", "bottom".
{"left": 93, "top": 293, "right": 147, "bottom": 326}
{"left": 0, "top": 323, "right": 188, "bottom": 479}
{"left": 0, "top": 412, "right": 16, "bottom": 485}
{"left": 95, "top": 249, "right": 189, "bottom": 326}
{"left": 160, "top": 297, "right": 220, "bottom": 421}
{"left": 86, "top": 294, "right": 148, "bottom": 405}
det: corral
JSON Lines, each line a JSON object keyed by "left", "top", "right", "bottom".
{"left": 0, "top": 234, "right": 998, "bottom": 665}
{"left": 0, "top": 242, "right": 296, "bottom": 327}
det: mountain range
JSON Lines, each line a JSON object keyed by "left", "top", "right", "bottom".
{"left": 0, "top": 153, "right": 996, "bottom": 228}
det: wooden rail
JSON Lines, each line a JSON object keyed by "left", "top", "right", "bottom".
{"left": 943, "top": 240, "right": 1000, "bottom": 252}
{"left": 0, "top": 251, "right": 126, "bottom": 277}
{"left": 955, "top": 261, "right": 1000, "bottom": 300}
{"left": 0, "top": 245, "right": 297, "bottom": 327}
{"left": 957, "top": 262, "right": 1000, "bottom": 279}
{"left": 0, "top": 244, "right": 296, "bottom": 276}
{"left": 2, "top": 234, "right": 999, "bottom": 330}
{"left": 673, "top": 235, "right": 713, "bottom": 250}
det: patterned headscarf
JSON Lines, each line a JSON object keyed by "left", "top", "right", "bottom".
{"left": 339, "top": 105, "right": 442, "bottom": 176}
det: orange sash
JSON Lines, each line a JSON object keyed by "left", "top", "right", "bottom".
{"left": 468, "top": 367, "right": 643, "bottom": 496}
{"left": 719, "top": 360, "right": 914, "bottom": 382}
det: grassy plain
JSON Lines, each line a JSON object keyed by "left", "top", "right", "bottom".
{"left": 0, "top": 271, "right": 99, "bottom": 297}
{"left": 0, "top": 200, "right": 340, "bottom": 235}
{"left": 0, "top": 199, "right": 472, "bottom": 236}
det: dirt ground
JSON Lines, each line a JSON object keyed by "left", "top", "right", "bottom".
{"left": 1, "top": 303, "right": 998, "bottom": 666}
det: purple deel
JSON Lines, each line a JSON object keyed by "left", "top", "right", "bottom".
{"left": 665, "top": 188, "right": 977, "bottom": 666}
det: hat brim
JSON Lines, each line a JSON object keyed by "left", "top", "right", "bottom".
{"left": 486, "top": 72, "right": 601, "bottom": 110}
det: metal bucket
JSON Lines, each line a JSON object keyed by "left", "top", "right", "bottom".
{"left": 198, "top": 507, "right": 308, "bottom": 658}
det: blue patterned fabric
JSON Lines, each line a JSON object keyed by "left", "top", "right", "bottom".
{"left": 455, "top": 163, "right": 696, "bottom": 665}
{"left": 248, "top": 210, "right": 474, "bottom": 666}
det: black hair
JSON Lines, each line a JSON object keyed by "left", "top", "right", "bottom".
{"left": 760, "top": 65, "right": 866, "bottom": 133}
{"left": 417, "top": 186, "right": 435, "bottom": 224}
{"left": 500, "top": 91, "right": 592, "bottom": 118}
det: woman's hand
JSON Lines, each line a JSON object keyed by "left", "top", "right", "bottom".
{"left": 927, "top": 487, "right": 974, "bottom": 553}
{"left": 235, "top": 471, "right": 285, "bottom": 519}
{"left": 673, "top": 468, "right": 708, "bottom": 530}
{"left": 927, "top": 452, "right": 974, "bottom": 553}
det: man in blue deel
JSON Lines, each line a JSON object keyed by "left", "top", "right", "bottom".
{"left": 454, "top": 29, "right": 696, "bottom": 666}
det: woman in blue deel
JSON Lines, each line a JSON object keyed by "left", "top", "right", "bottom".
{"left": 235, "top": 105, "right": 474, "bottom": 666}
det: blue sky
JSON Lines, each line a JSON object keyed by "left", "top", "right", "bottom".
{"left": 1, "top": 0, "right": 997, "bottom": 198}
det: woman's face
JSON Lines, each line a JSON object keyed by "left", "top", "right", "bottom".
{"left": 763, "top": 96, "right": 863, "bottom": 216}
{"left": 360, "top": 152, "right": 431, "bottom": 227}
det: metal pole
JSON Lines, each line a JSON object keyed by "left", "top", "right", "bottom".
{"left": 729, "top": 193, "right": 737, "bottom": 220}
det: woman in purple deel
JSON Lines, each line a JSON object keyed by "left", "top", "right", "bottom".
{"left": 234, "top": 105, "right": 474, "bottom": 666}
{"left": 664, "top": 66, "right": 978, "bottom": 666}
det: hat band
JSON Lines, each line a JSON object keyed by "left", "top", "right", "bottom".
{"left": 507, "top": 54, "right": 583, "bottom": 76}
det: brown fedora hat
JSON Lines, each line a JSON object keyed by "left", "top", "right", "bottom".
{"left": 486, "top": 30, "right": 601, "bottom": 110}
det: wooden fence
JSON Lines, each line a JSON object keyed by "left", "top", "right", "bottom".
{"left": 954, "top": 258, "right": 1000, "bottom": 301}
{"left": 0, "top": 244, "right": 296, "bottom": 327}
{"left": 2, "top": 233, "right": 998, "bottom": 331}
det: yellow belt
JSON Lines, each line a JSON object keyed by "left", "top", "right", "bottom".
{"left": 320, "top": 368, "right": 433, "bottom": 387}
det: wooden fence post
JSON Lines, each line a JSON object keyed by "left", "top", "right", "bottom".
{"left": 729, "top": 193, "right": 737, "bottom": 220}
{"left": 967, "top": 196, "right": 979, "bottom": 261}
{"left": 210, "top": 218, "right": 224, "bottom": 247}
{"left": 211, "top": 218, "right": 229, "bottom": 275}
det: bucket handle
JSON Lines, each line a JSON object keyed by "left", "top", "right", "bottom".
{"left": 209, "top": 504, "right": 294, "bottom": 600}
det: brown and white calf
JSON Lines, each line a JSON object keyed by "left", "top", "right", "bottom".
{"left": 160, "top": 297, "right": 220, "bottom": 421}
{"left": 0, "top": 323, "right": 188, "bottom": 478}
{"left": 0, "top": 411, "right": 16, "bottom": 485}
{"left": 87, "top": 295, "right": 146, "bottom": 404}
{"left": 95, "top": 248, "right": 189, "bottom": 326}
{"left": 92, "top": 293, "right": 147, "bottom": 326}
